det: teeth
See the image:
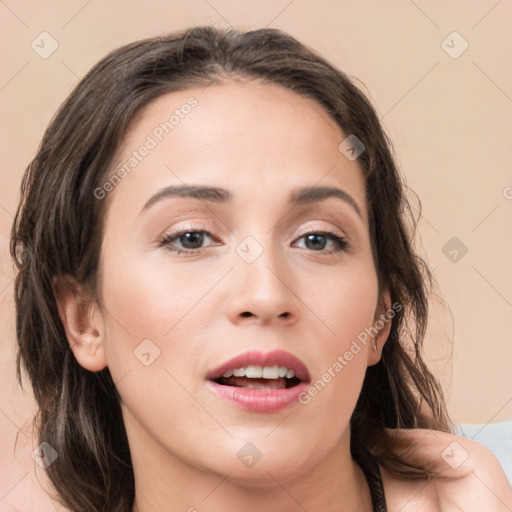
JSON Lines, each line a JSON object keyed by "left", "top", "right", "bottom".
{"left": 262, "top": 366, "right": 279, "bottom": 379}
{"left": 245, "top": 365, "right": 262, "bottom": 378}
{"left": 221, "top": 365, "right": 296, "bottom": 379}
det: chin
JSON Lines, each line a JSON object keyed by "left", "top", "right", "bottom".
{"left": 198, "top": 445, "right": 319, "bottom": 489}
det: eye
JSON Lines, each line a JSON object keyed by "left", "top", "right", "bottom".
{"left": 293, "top": 230, "right": 349, "bottom": 253}
{"left": 158, "top": 227, "right": 349, "bottom": 255}
{"left": 158, "top": 227, "right": 217, "bottom": 255}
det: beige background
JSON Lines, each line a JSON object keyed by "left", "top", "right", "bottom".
{"left": 0, "top": 0, "right": 511, "bottom": 506}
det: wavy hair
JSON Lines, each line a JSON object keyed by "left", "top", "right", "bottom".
{"left": 10, "top": 25, "right": 454, "bottom": 511}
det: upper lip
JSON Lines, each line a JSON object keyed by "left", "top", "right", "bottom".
{"left": 206, "top": 349, "right": 311, "bottom": 382}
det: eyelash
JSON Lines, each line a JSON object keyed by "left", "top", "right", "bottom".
{"left": 158, "top": 225, "right": 349, "bottom": 255}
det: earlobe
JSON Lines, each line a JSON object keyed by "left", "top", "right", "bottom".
{"left": 367, "top": 290, "right": 393, "bottom": 366}
{"left": 52, "top": 274, "right": 107, "bottom": 372}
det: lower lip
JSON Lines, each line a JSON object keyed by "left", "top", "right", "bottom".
{"left": 206, "top": 380, "right": 310, "bottom": 413}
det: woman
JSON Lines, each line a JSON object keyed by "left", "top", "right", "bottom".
{"left": 10, "top": 25, "right": 511, "bottom": 511}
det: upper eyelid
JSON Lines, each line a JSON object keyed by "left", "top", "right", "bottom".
{"left": 163, "top": 223, "right": 348, "bottom": 240}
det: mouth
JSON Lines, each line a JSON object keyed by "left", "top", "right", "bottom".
{"left": 205, "top": 349, "right": 311, "bottom": 413}
{"left": 206, "top": 349, "right": 310, "bottom": 388}
{"left": 212, "top": 365, "right": 302, "bottom": 389}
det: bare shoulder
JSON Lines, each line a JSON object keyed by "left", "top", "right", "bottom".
{"left": 379, "top": 428, "right": 512, "bottom": 512}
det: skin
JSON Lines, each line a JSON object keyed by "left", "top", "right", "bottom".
{"left": 49, "top": 81, "right": 512, "bottom": 512}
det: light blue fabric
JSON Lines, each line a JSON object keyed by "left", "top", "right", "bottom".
{"left": 455, "top": 420, "right": 512, "bottom": 487}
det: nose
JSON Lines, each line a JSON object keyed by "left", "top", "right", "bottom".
{"left": 224, "top": 240, "right": 301, "bottom": 327}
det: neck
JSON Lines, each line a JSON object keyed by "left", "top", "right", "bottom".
{"left": 125, "top": 412, "right": 373, "bottom": 512}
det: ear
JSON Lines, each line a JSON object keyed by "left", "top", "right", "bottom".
{"left": 367, "top": 289, "right": 394, "bottom": 366}
{"left": 52, "top": 274, "right": 107, "bottom": 372}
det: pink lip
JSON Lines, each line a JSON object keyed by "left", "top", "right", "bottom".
{"left": 206, "top": 380, "right": 311, "bottom": 413}
{"left": 205, "top": 349, "right": 311, "bottom": 414}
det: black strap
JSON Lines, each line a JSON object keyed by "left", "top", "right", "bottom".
{"left": 352, "top": 444, "right": 387, "bottom": 512}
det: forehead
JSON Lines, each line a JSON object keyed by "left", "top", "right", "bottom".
{"left": 123, "top": 80, "right": 342, "bottom": 152}
{"left": 106, "top": 80, "right": 367, "bottom": 221}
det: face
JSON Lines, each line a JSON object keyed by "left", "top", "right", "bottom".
{"left": 69, "top": 80, "right": 390, "bottom": 486}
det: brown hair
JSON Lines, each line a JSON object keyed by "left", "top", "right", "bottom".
{"left": 10, "top": 25, "right": 454, "bottom": 511}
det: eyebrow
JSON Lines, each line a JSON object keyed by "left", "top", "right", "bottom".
{"left": 139, "top": 184, "right": 363, "bottom": 219}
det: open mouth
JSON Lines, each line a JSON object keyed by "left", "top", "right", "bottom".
{"left": 206, "top": 350, "right": 311, "bottom": 413}
{"left": 212, "top": 366, "right": 302, "bottom": 389}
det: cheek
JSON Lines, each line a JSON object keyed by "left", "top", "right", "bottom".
{"left": 297, "top": 261, "right": 379, "bottom": 405}
{"left": 97, "top": 255, "right": 214, "bottom": 430}
{"left": 305, "top": 261, "right": 379, "bottom": 343}
{"left": 98, "top": 251, "right": 214, "bottom": 377}
{"left": 101, "top": 241, "right": 184, "bottom": 328}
